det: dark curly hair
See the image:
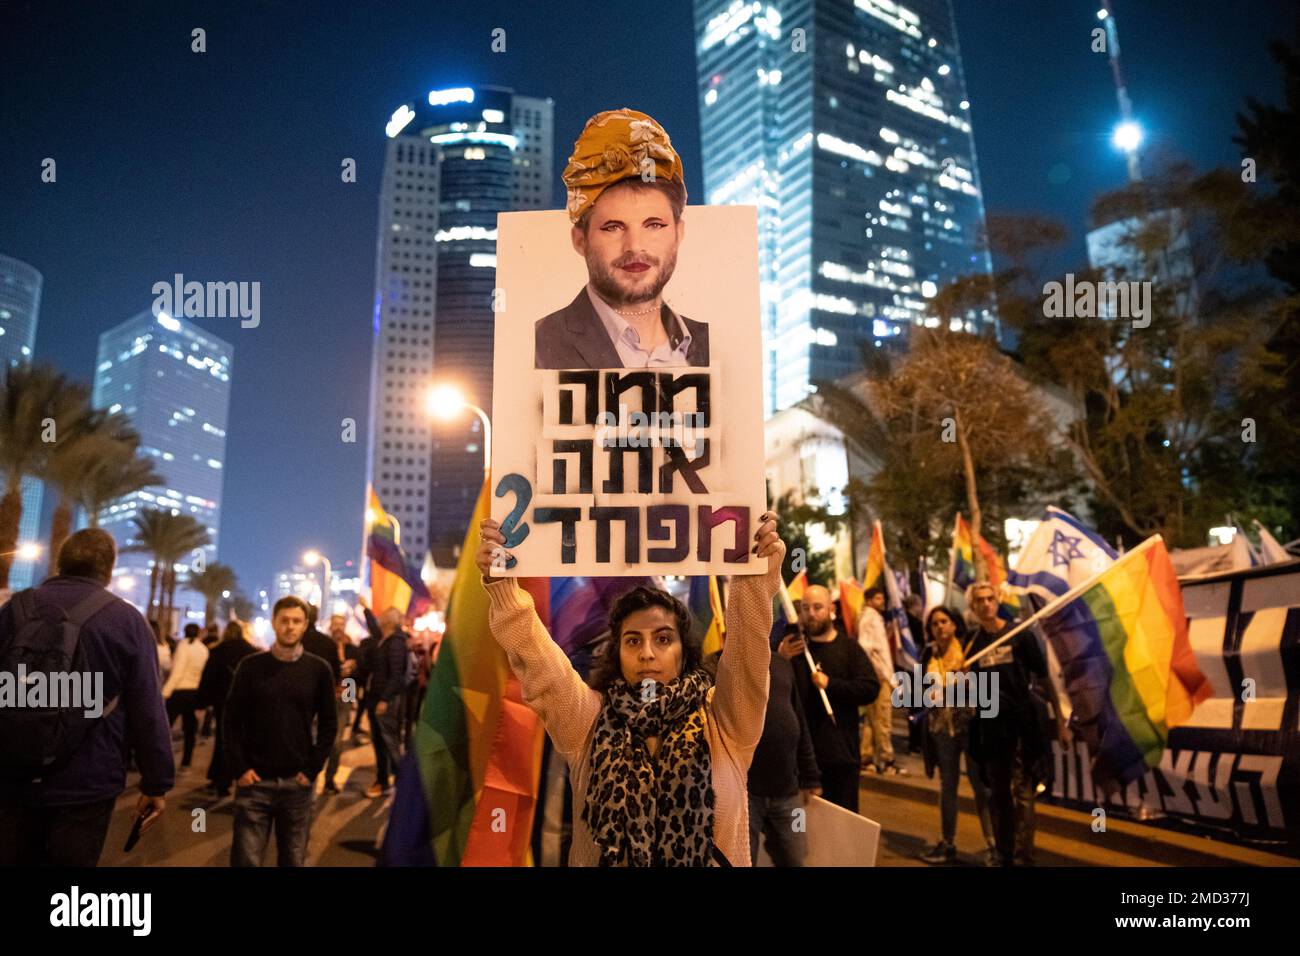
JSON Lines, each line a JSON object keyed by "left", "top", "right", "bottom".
{"left": 924, "top": 605, "right": 968, "bottom": 646}
{"left": 587, "top": 586, "right": 703, "bottom": 692}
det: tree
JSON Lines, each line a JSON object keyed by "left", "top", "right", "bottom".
{"left": 1235, "top": 26, "right": 1300, "bottom": 537}
{"left": 0, "top": 366, "right": 89, "bottom": 587}
{"left": 43, "top": 409, "right": 157, "bottom": 573}
{"left": 217, "top": 590, "right": 256, "bottom": 623}
{"left": 77, "top": 452, "right": 162, "bottom": 528}
{"left": 770, "top": 490, "right": 842, "bottom": 587}
{"left": 189, "top": 563, "right": 237, "bottom": 625}
{"left": 816, "top": 331, "right": 1073, "bottom": 582}
{"left": 1006, "top": 161, "right": 1299, "bottom": 545}
{"left": 128, "top": 509, "right": 211, "bottom": 629}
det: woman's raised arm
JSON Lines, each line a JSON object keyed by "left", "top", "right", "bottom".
{"left": 477, "top": 519, "right": 602, "bottom": 764}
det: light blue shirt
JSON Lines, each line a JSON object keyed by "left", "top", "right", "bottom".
{"left": 586, "top": 284, "right": 692, "bottom": 368}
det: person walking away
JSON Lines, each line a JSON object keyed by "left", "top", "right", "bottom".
{"left": 0, "top": 529, "right": 173, "bottom": 865}
{"left": 322, "top": 613, "right": 359, "bottom": 793}
{"left": 162, "top": 623, "right": 209, "bottom": 771}
{"left": 200, "top": 620, "right": 257, "bottom": 796}
{"left": 224, "top": 596, "right": 336, "bottom": 866}
{"left": 362, "top": 606, "right": 408, "bottom": 798}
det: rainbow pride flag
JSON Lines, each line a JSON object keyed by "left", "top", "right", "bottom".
{"left": 365, "top": 486, "right": 431, "bottom": 617}
{"left": 413, "top": 481, "right": 546, "bottom": 866}
{"left": 951, "top": 513, "right": 978, "bottom": 590}
{"left": 951, "top": 513, "right": 1020, "bottom": 622}
{"left": 1035, "top": 535, "right": 1212, "bottom": 792}
{"left": 839, "top": 578, "right": 864, "bottom": 635}
{"left": 863, "top": 522, "right": 885, "bottom": 593}
{"left": 689, "top": 576, "right": 727, "bottom": 659}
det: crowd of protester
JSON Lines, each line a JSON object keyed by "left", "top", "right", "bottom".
{"left": 1, "top": 522, "right": 1064, "bottom": 868}
{"left": 0, "top": 528, "right": 433, "bottom": 866}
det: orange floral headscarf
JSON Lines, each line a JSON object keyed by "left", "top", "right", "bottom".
{"left": 562, "top": 108, "right": 686, "bottom": 223}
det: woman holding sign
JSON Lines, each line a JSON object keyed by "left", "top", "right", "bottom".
{"left": 476, "top": 513, "right": 783, "bottom": 866}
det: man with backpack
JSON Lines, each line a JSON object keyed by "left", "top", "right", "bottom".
{"left": 0, "top": 529, "right": 174, "bottom": 866}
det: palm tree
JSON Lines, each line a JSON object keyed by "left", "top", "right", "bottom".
{"left": 43, "top": 410, "right": 158, "bottom": 574}
{"left": 77, "top": 453, "right": 162, "bottom": 528}
{"left": 188, "top": 563, "right": 237, "bottom": 625}
{"left": 128, "top": 509, "right": 211, "bottom": 629}
{"left": 0, "top": 366, "right": 90, "bottom": 587}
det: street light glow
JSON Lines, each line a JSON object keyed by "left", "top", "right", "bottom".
{"left": 426, "top": 384, "right": 467, "bottom": 420}
{"left": 302, "top": 549, "right": 322, "bottom": 567}
{"left": 1112, "top": 120, "right": 1142, "bottom": 153}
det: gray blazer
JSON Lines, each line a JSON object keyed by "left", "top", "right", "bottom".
{"left": 534, "top": 288, "right": 710, "bottom": 369}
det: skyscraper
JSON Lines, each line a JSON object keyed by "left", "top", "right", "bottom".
{"left": 366, "top": 86, "right": 553, "bottom": 567}
{"left": 0, "top": 253, "right": 46, "bottom": 589}
{"left": 694, "top": 0, "right": 993, "bottom": 415}
{"left": 93, "top": 309, "right": 233, "bottom": 616}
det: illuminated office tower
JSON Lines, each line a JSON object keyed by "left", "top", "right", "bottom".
{"left": 0, "top": 254, "right": 46, "bottom": 589}
{"left": 366, "top": 86, "right": 553, "bottom": 567}
{"left": 93, "top": 310, "right": 233, "bottom": 617}
{"left": 695, "top": 0, "right": 994, "bottom": 415}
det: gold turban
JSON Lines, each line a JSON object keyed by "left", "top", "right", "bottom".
{"left": 561, "top": 108, "right": 686, "bottom": 223}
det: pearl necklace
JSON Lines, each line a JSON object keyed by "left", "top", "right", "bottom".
{"left": 615, "top": 303, "right": 659, "bottom": 316}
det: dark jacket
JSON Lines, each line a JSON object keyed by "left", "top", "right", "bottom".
{"left": 749, "top": 651, "right": 821, "bottom": 798}
{"left": 199, "top": 636, "right": 257, "bottom": 709}
{"left": 364, "top": 608, "right": 409, "bottom": 702}
{"left": 534, "top": 287, "right": 710, "bottom": 369}
{"left": 0, "top": 576, "right": 175, "bottom": 804}
{"left": 790, "top": 622, "right": 880, "bottom": 768}
{"left": 302, "top": 626, "right": 341, "bottom": 684}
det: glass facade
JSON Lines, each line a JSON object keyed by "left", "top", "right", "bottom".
{"left": 93, "top": 310, "right": 233, "bottom": 617}
{"left": 366, "top": 86, "right": 553, "bottom": 568}
{"left": 0, "top": 254, "right": 46, "bottom": 589}
{"left": 695, "top": 0, "right": 994, "bottom": 415}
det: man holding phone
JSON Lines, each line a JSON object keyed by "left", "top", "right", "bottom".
{"left": 224, "top": 595, "right": 336, "bottom": 866}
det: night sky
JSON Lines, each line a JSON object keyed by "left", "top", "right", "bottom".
{"left": 1, "top": 0, "right": 1293, "bottom": 596}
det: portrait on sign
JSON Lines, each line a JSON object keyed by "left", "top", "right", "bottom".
{"left": 490, "top": 203, "right": 765, "bottom": 578}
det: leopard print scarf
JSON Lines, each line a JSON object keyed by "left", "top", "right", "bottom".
{"left": 583, "top": 668, "right": 715, "bottom": 867}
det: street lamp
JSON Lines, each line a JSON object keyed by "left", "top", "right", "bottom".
{"left": 1111, "top": 120, "right": 1142, "bottom": 154}
{"left": 302, "top": 549, "right": 331, "bottom": 612}
{"left": 426, "top": 383, "right": 491, "bottom": 477}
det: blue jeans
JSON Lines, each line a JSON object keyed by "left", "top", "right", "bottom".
{"left": 747, "top": 792, "right": 807, "bottom": 867}
{"left": 231, "top": 777, "right": 314, "bottom": 867}
{"left": 933, "top": 730, "right": 995, "bottom": 848}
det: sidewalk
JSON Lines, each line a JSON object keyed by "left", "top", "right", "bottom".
{"left": 863, "top": 737, "right": 1296, "bottom": 867}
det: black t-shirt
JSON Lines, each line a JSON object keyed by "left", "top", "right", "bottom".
{"left": 967, "top": 622, "right": 1047, "bottom": 720}
{"left": 790, "top": 625, "right": 879, "bottom": 767}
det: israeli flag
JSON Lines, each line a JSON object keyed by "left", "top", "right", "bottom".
{"left": 1006, "top": 506, "right": 1118, "bottom": 602}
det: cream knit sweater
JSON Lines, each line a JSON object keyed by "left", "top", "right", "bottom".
{"left": 483, "top": 564, "right": 778, "bottom": 866}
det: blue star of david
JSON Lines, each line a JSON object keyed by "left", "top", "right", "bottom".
{"left": 1049, "top": 530, "right": 1086, "bottom": 569}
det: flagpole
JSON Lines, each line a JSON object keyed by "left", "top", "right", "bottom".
{"left": 964, "top": 535, "right": 1162, "bottom": 667}
{"left": 778, "top": 578, "right": 835, "bottom": 721}
{"left": 944, "top": 516, "right": 958, "bottom": 608}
